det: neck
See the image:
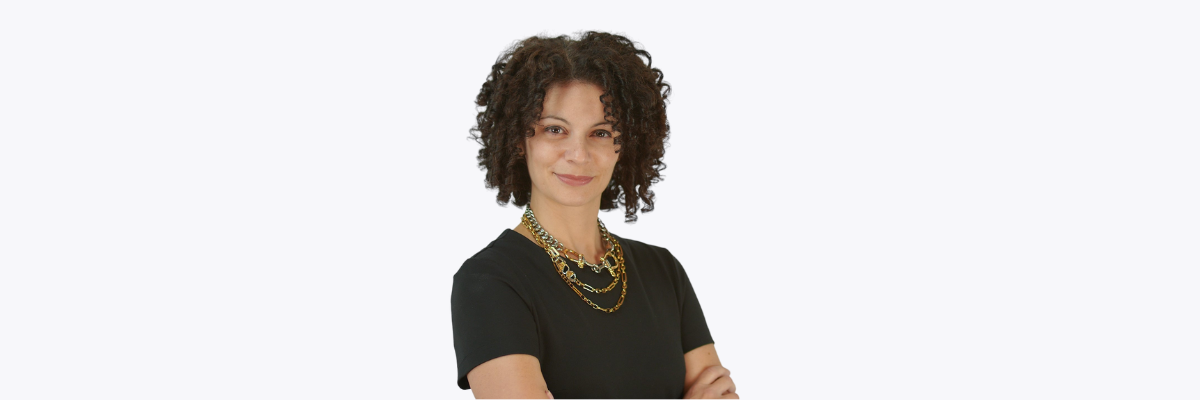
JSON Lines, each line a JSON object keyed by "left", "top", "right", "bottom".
{"left": 528, "top": 193, "right": 606, "bottom": 263}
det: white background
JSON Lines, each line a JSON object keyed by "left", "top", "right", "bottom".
{"left": 2, "top": 1, "right": 1197, "bottom": 399}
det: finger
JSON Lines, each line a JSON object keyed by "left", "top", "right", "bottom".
{"left": 709, "top": 375, "right": 736, "bottom": 395}
{"left": 696, "top": 365, "right": 730, "bottom": 386}
{"left": 546, "top": 389, "right": 554, "bottom": 399}
{"left": 720, "top": 393, "right": 740, "bottom": 399}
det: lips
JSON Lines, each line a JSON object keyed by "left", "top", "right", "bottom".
{"left": 556, "top": 173, "right": 593, "bottom": 186}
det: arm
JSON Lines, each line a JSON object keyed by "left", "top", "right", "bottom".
{"left": 466, "top": 354, "right": 553, "bottom": 399}
{"left": 683, "top": 344, "right": 738, "bottom": 399}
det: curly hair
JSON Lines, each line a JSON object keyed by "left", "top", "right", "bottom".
{"left": 469, "top": 31, "right": 671, "bottom": 223}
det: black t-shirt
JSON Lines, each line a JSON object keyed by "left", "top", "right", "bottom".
{"left": 451, "top": 229, "right": 714, "bottom": 399}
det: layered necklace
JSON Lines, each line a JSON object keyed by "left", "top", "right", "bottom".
{"left": 521, "top": 205, "right": 627, "bottom": 313}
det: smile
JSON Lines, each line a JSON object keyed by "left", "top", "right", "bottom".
{"left": 556, "top": 173, "right": 593, "bottom": 186}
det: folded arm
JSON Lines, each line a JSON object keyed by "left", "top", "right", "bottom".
{"left": 683, "top": 344, "right": 738, "bottom": 399}
{"left": 466, "top": 354, "right": 553, "bottom": 399}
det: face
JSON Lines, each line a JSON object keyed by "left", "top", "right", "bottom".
{"left": 523, "top": 80, "right": 622, "bottom": 209}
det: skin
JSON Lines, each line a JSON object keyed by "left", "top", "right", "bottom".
{"left": 468, "top": 80, "right": 737, "bottom": 399}
{"left": 515, "top": 79, "right": 622, "bottom": 264}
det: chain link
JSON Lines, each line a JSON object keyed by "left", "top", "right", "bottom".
{"left": 524, "top": 206, "right": 619, "bottom": 275}
{"left": 520, "top": 207, "right": 627, "bottom": 313}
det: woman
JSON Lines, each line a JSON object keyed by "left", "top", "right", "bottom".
{"left": 452, "top": 31, "right": 737, "bottom": 399}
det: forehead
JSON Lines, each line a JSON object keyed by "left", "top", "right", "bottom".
{"left": 541, "top": 80, "right": 607, "bottom": 119}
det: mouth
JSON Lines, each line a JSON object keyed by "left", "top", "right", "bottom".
{"left": 555, "top": 173, "right": 593, "bottom": 186}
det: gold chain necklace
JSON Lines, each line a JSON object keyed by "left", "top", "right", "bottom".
{"left": 522, "top": 207, "right": 620, "bottom": 292}
{"left": 525, "top": 207, "right": 619, "bottom": 275}
{"left": 521, "top": 206, "right": 627, "bottom": 313}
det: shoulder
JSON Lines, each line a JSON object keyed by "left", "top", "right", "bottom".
{"left": 454, "top": 229, "right": 542, "bottom": 284}
{"left": 456, "top": 246, "right": 512, "bottom": 279}
{"left": 611, "top": 234, "right": 704, "bottom": 308}
{"left": 609, "top": 230, "right": 686, "bottom": 279}
{"left": 452, "top": 230, "right": 542, "bottom": 310}
{"left": 610, "top": 233, "right": 684, "bottom": 273}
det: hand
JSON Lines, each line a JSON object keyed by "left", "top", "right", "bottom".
{"left": 683, "top": 365, "right": 738, "bottom": 399}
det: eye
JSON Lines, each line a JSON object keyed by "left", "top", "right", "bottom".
{"left": 544, "top": 125, "right": 565, "bottom": 135}
{"left": 594, "top": 130, "right": 612, "bottom": 138}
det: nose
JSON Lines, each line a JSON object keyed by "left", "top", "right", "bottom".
{"left": 563, "top": 134, "right": 590, "bottom": 163}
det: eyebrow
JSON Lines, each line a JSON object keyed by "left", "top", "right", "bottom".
{"left": 540, "top": 115, "right": 613, "bottom": 128}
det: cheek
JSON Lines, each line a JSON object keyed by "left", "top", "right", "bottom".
{"left": 602, "top": 156, "right": 619, "bottom": 178}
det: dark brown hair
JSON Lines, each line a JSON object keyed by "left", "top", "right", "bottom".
{"left": 469, "top": 31, "right": 671, "bottom": 223}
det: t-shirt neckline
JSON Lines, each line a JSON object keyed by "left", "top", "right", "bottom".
{"left": 502, "top": 228, "right": 546, "bottom": 254}
{"left": 502, "top": 228, "right": 623, "bottom": 254}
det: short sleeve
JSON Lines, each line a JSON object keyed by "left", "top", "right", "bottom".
{"left": 672, "top": 254, "right": 715, "bottom": 353}
{"left": 450, "top": 272, "right": 540, "bottom": 390}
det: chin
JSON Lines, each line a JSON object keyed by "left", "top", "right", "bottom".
{"left": 548, "top": 191, "right": 600, "bottom": 207}
{"left": 553, "top": 196, "right": 595, "bottom": 207}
